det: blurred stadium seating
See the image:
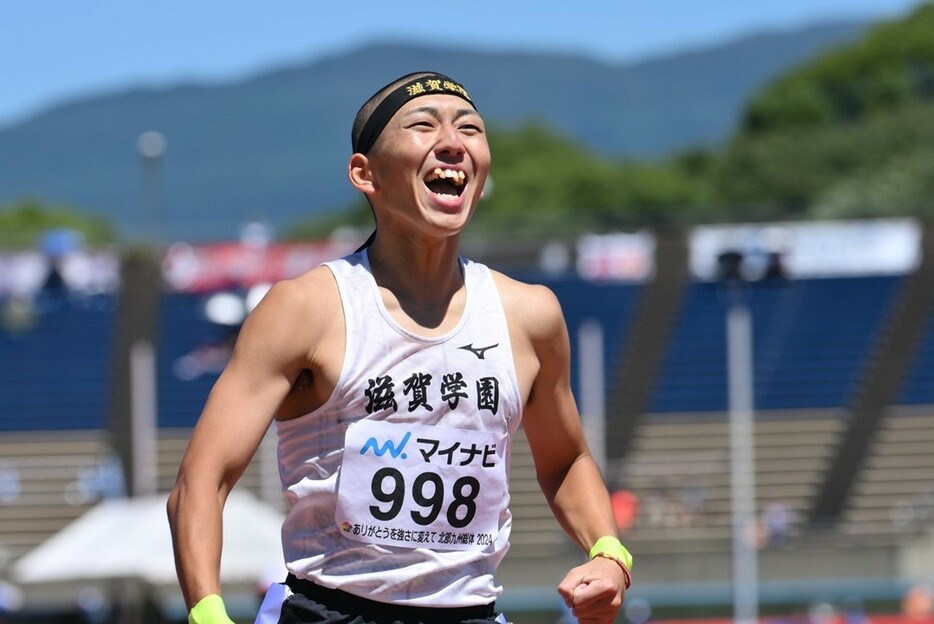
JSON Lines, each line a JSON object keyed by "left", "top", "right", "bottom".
{"left": 1, "top": 222, "right": 933, "bottom": 620}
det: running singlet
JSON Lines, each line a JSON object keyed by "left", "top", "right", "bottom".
{"left": 276, "top": 250, "right": 523, "bottom": 607}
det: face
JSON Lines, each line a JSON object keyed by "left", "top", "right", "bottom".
{"left": 355, "top": 94, "right": 491, "bottom": 238}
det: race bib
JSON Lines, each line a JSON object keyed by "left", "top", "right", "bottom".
{"left": 336, "top": 420, "right": 508, "bottom": 551}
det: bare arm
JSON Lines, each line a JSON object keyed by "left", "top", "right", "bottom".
{"left": 167, "top": 276, "right": 328, "bottom": 609}
{"left": 504, "top": 280, "right": 627, "bottom": 624}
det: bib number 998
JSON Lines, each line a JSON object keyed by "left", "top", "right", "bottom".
{"left": 370, "top": 467, "right": 480, "bottom": 528}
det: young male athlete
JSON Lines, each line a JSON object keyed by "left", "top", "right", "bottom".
{"left": 168, "top": 71, "right": 632, "bottom": 624}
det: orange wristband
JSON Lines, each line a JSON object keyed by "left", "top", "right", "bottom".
{"left": 592, "top": 551, "right": 632, "bottom": 589}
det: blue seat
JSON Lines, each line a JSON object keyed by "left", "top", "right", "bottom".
{"left": 648, "top": 275, "right": 904, "bottom": 414}
{"left": 0, "top": 294, "right": 117, "bottom": 431}
{"left": 896, "top": 311, "right": 934, "bottom": 405}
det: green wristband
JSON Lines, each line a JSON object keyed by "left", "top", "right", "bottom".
{"left": 589, "top": 535, "right": 634, "bottom": 574}
{"left": 189, "top": 594, "right": 233, "bottom": 624}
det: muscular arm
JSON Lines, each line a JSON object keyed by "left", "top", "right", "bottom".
{"left": 519, "top": 285, "right": 618, "bottom": 552}
{"left": 167, "top": 274, "right": 332, "bottom": 609}
{"left": 500, "top": 278, "right": 626, "bottom": 623}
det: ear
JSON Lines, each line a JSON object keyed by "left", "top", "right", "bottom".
{"left": 348, "top": 153, "right": 376, "bottom": 195}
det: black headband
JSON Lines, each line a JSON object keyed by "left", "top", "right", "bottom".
{"left": 353, "top": 72, "right": 476, "bottom": 155}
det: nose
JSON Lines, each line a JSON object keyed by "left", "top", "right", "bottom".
{"left": 435, "top": 121, "right": 465, "bottom": 157}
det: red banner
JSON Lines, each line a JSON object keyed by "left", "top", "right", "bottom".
{"left": 161, "top": 241, "right": 356, "bottom": 293}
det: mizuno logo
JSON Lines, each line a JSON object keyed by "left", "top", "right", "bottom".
{"left": 459, "top": 343, "right": 499, "bottom": 359}
{"left": 360, "top": 432, "right": 411, "bottom": 459}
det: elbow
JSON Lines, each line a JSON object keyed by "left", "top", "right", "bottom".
{"left": 166, "top": 474, "right": 197, "bottom": 533}
{"left": 166, "top": 484, "right": 182, "bottom": 532}
{"left": 536, "top": 452, "right": 590, "bottom": 495}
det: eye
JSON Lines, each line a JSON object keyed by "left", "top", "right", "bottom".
{"left": 457, "top": 114, "right": 485, "bottom": 133}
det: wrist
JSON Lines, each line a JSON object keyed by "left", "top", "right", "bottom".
{"left": 189, "top": 594, "right": 233, "bottom": 624}
{"left": 589, "top": 536, "right": 633, "bottom": 589}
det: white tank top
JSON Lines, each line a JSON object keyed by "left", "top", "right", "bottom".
{"left": 276, "top": 250, "right": 523, "bottom": 607}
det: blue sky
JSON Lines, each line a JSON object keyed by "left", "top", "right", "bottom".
{"left": 1, "top": 0, "right": 923, "bottom": 127}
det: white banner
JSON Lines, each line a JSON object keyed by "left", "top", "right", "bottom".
{"left": 689, "top": 219, "right": 921, "bottom": 280}
{"left": 0, "top": 249, "right": 120, "bottom": 298}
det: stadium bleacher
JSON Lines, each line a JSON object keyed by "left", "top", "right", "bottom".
{"left": 648, "top": 275, "right": 905, "bottom": 413}
{"left": 620, "top": 413, "right": 845, "bottom": 553}
{"left": 0, "top": 293, "right": 117, "bottom": 431}
{"left": 842, "top": 408, "right": 934, "bottom": 540}
{"left": 897, "top": 310, "right": 934, "bottom": 405}
{"left": 2, "top": 237, "right": 933, "bottom": 614}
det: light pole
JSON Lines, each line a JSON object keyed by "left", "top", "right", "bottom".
{"left": 718, "top": 251, "right": 759, "bottom": 624}
{"left": 123, "top": 131, "right": 166, "bottom": 498}
{"left": 137, "top": 130, "right": 167, "bottom": 243}
{"left": 579, "top": 319, "right": 606, "bottom": 472}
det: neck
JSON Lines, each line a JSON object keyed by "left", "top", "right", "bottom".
{"left": 365, "top": 232, "right": 465, "bottom": 330}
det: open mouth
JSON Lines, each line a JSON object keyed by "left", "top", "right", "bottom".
{"left": 424, "top": 168, "right": 466, "bottom": 199}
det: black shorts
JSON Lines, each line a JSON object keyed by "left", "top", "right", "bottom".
{"left": 278, "top": 574, "right": 502, "bottom": 624}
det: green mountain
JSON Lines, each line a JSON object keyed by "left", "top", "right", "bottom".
{"left": 0, "top": 22, "right": 867, "bottom": 241}
{"left": 712, "top": 3, "right": 934, "bottom": 222}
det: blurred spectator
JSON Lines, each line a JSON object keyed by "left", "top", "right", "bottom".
{"left": 35, "top": 228, "right": 81, "bottom": 311}
{"left": 761, "top": 499, "right": 793, "bottom": 548}
{"left": 39, "top": 229, "right": 79, "bottom": 285}
{"left": 0, "top": 229, "right": 119, "bottom": 318}
{"left": 902, "top": 583, "right": 934, "bottom": 622}
{"left": 610, "top": 486, "right": 639, "bottom": 531}
{"left": 0, "top": 463, "right": 21, "bottom": 504}
{"left": 681, "top": 478, "right": 708, "bottom": 527}
{"left": 40, "top": 258, "right": 66, "bottom": 292}
{"left": 840, "top": 595, "right": 871, "bottom": 624}
{"left": 642, "top": 481, "right": 670, "bottom": 529}
{"left": 64, "top": 454, "right": 126, "bottom": 505}
{"left": 808, "top": 601, "right": 836, "bottom": 624}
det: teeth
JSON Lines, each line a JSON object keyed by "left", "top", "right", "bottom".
{"left": 427, "top": 168, "right": 466, "bottom": 186}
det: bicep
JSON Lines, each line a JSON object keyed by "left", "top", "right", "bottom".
{"left": 518, "top": 287, "right": 589, "bottom": 479}
{"left": 183, "top": 358, "right": 289, "bottom": 487}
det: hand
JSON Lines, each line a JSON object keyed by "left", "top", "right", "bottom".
{"left": 557, "top": 556, "right": 627, "bottom": 624}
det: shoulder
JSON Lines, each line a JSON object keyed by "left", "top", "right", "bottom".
{"left": 254, "top": 265, "right": 337, "bottom": 314}
{"left": 489, "top": 270, "right": 566, "bottom": 341}
{"left": 239, "top": 265, "right": 340, "bottom": 347}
